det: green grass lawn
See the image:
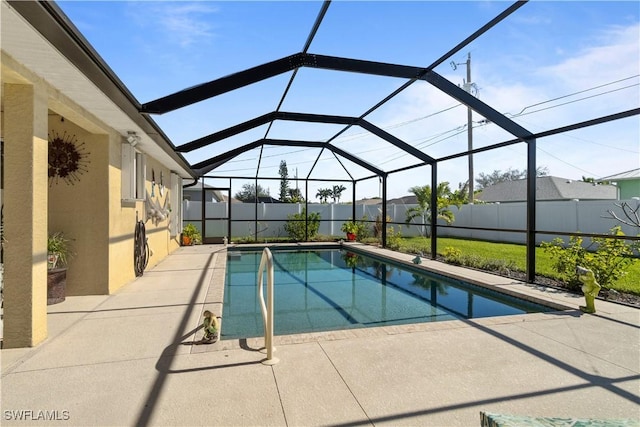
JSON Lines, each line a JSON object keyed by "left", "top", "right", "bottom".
{"left": 397, "top": 236, "right": 640, "bottom": 296}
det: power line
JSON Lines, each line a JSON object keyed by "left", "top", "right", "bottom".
{"left": 513, "top": 116, "right": 640, "bottom": 155}
{"left": 205, "top": 75, "right": 639, "bottom": 174}
{"left": 330, "top": 75, "right": 639, "bottom": 167}
{"left": 329, "top": 103, "right": 463, "bottom": 143}
{"left": 376, "top": 77, "right": 640, "bottom": 166}
{"left": 505, "top": 75, "right": 639, "bottom": 117}
{"left": 536, "top": 146, "right": 598, "bottom": 177}
{"left": 507, "top": 83, "right": 639, "bottom": 118}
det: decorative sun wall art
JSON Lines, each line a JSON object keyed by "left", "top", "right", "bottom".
{"left": 48, "top": 131, "right": 90, "bottom": 186}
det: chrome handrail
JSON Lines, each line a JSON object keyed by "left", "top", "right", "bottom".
{"left": 257, "top": 247, "right": 278, "bottom": 365}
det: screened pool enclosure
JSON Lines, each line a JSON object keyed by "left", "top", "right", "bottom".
{"left": 134, "top": 0, "right": 639, "bottom": 283}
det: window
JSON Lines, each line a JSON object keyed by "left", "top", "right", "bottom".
{"left": 121, "top": 142, "right": 146, "bottom": 201}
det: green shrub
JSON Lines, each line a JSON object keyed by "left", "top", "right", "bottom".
{"left": 541, "top": 226, "right": 634, "bottom": 290}
{"left": 440, "top": 246, "right": 516, "bottom": 275}
{"left": 443, "top": 247, "right": 462, "bottom": 264}
{"left": 404, "top": 241, "right": 430, "bottom": 256}
{"left": 386, "top": 226, "right": 405, "bottom": 251}
{"left": 361, "top": 237, "right": 380, "bottom": 245}
{"left": 284, "top": 209, "right": 320, "bottom": 241}
{"left": 314, "top": 234, "right": 338, "bottom": 242}
{"left": 473, "top": 257, "right": 517, "bottom": 275}
{"left": 355, "top": 216, "right": 372, "bottom": 240}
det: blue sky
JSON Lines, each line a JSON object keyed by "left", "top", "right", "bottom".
{"left": 58, "top": 1, "right": 639, "bottom": 200}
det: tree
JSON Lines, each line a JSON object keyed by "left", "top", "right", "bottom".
{"left": 287, "top": 188, "right": 304, "bottom": 203}
{"left": 450, "top": 181, "right": 470, "bottom": 205}
{"left": 475, "top": 166, "right": 549, "bottom": 189}
{"left": 405, "top": 182, "right": 456, "bottom": 237}
{"left": 234, "top": 183, "right": 270, "bottom": 202}
{"left": 332, "top": 185, "right": 347, "bottom": 203}
{"left": 278, "top": 160, "right": 290, "bottom": 202}
{"left": 316, "top": 188, "right": 332, "bottom": 203}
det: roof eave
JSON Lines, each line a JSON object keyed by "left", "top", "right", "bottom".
{"left": 7, "top": 0, "right": 197, "bottom": 180}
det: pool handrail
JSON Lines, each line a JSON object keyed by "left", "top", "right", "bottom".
{"left": 257, "top": 247, "right": 278, "bottom": 365}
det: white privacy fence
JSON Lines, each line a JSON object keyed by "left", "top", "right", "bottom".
{"left": 183, "top": 199, "right": 640, "bottom": 244}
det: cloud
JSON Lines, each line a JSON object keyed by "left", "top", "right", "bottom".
{"left": 339, "top": 20, "right": 639, "bottom": 196}
{"left": 539, "top": 23, "right": 640, "bottom": 90}
{"left": 126, "top": 2, "right": 219, "bottom": 48}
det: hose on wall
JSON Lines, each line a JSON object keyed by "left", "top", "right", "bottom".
{"left": 134, "top": 220, "right": 149, "bottom": 277}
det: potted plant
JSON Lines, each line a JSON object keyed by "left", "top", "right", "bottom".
{"left": 47, "top": 232, "right": 73, "bottom": 305}
{"left": 341, "top": 221, "right": 358, "bottom": 241}
{"left": 181, "top": 223, "right": 202, "bottom": 246}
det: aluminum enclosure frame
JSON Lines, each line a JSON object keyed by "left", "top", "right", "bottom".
{"left": 139, "top": 0, "right": 639, "bottom": 283}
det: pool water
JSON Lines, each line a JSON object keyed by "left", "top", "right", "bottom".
{"left": 222, "top": 248, "right": 553, "bottom": 339}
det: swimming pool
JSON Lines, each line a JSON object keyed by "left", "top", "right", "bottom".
{"left": 222, "top": 247, "right": 554, "bottom": 339}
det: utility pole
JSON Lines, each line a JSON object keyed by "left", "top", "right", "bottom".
{"left": 451, "top": 53, "right": 476, "bottom": 204}
{"left": 465, "top": 53, "right": 473, "bottom": 204}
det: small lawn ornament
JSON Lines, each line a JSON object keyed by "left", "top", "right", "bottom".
{"left": 202, "top": 310, "right": 220, "bottom": 344}
{"left": 576, "top": 266, "right": 601, "bottom": 314}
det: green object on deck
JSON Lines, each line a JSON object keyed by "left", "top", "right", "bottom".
{"left": 577, "top": 266, "right": 601, "bottom": 314}
{"left": 480, "top": 412, "right": 639, "bottom": 427}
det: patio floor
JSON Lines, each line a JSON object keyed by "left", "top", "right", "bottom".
{"left": 2, "top": 244, "right": 638, "bottom": 426}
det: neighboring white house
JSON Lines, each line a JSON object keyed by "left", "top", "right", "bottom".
{"left": 183, "top": 181, "right": 224, "bottom": 203}
{"left": 476, "top": 176, "right": 617, "bottom": 203}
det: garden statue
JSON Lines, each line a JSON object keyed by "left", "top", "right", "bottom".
{"left": 576, "top": 266, "right": 601, "bottom": 314}
{"left": 202, "top": 310, "right": 220, "bottom": 343}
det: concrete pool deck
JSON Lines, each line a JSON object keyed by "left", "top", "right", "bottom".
{"left": 2, "top": 243, "right": 639, "bottom": 426}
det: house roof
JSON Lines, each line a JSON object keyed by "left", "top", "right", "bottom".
{"left": 255, "top": 196, "right": 282, "bottom": 204}
{"left": 220, "top": 194, "right": 241, "bottom": 204}
{"left": 598, "top": 168, "right": 640, "bottom": 182}
{"left": 354, "top": 198, "right": 384, "bottom": 206}
{"left": 183, "top": 181, "right": 242, "bottom": 203}
{"left": 386, "top": 195, "right": 418, "bottom": 205}
{"left": 183, "top": 181, "right": 216, "bottom": 191}
{"left": 476, "top": 176, "right": 617, "bottom": 203}
{"left": 3, "top": 1, "right": 196, "bottom": 179}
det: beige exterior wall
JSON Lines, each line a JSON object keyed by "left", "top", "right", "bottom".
{"left": 107, "top": 143, "right": 181, "bottom": 293}
{"left": 107, "top": 139, "right": 139, "bottom": 292}
{"left": 48, "top": 118, "right": 109, "bottom": 296}
{"left": 2, "top": 53, "right": 183, "bottom": 347}
{"left": 3, "top": 82, "right": 49, "bottom": 347}
{"left": 142, "top": 156, "right": 180, "bottom": 269}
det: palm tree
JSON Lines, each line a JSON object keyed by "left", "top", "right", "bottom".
{"left": 332, "top": 185, "right": 347, "bottom": 203}
{"left": 316, "top": 188, "right": 332, "bottom": 203}
{"left": 405, "top": 183, "right": 455, "bottom": 237}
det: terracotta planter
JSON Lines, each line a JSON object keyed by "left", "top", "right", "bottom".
{"left": 47, "top": 268, "right": 67, "bottom": 305}
{"left": 181, "top": 235, "right": 192, "bottom": 246}
{"left": 346, "top": 232, "right": 356, "bottom": 241}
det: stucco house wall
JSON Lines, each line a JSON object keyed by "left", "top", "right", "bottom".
{"left": 1, "top": 1, "right": 194, "bottom": 348}
{"left": 48, "top": 117, "right": 110, "bottom": 296}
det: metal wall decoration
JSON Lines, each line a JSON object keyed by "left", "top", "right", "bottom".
{"left": 48, "top": 131, "right": 90, "bottom": 186}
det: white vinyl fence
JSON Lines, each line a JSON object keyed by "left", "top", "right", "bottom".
{"left": 183, "top": 198, "right": 640, "bottom": 244}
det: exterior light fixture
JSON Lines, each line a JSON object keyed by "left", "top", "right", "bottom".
{"left": 126, "top": 131, "right": 141, "bottom": 147}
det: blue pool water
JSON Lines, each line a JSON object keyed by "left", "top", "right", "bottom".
{"left": 222, "top": 248, "right": 554, "bottom": 339}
